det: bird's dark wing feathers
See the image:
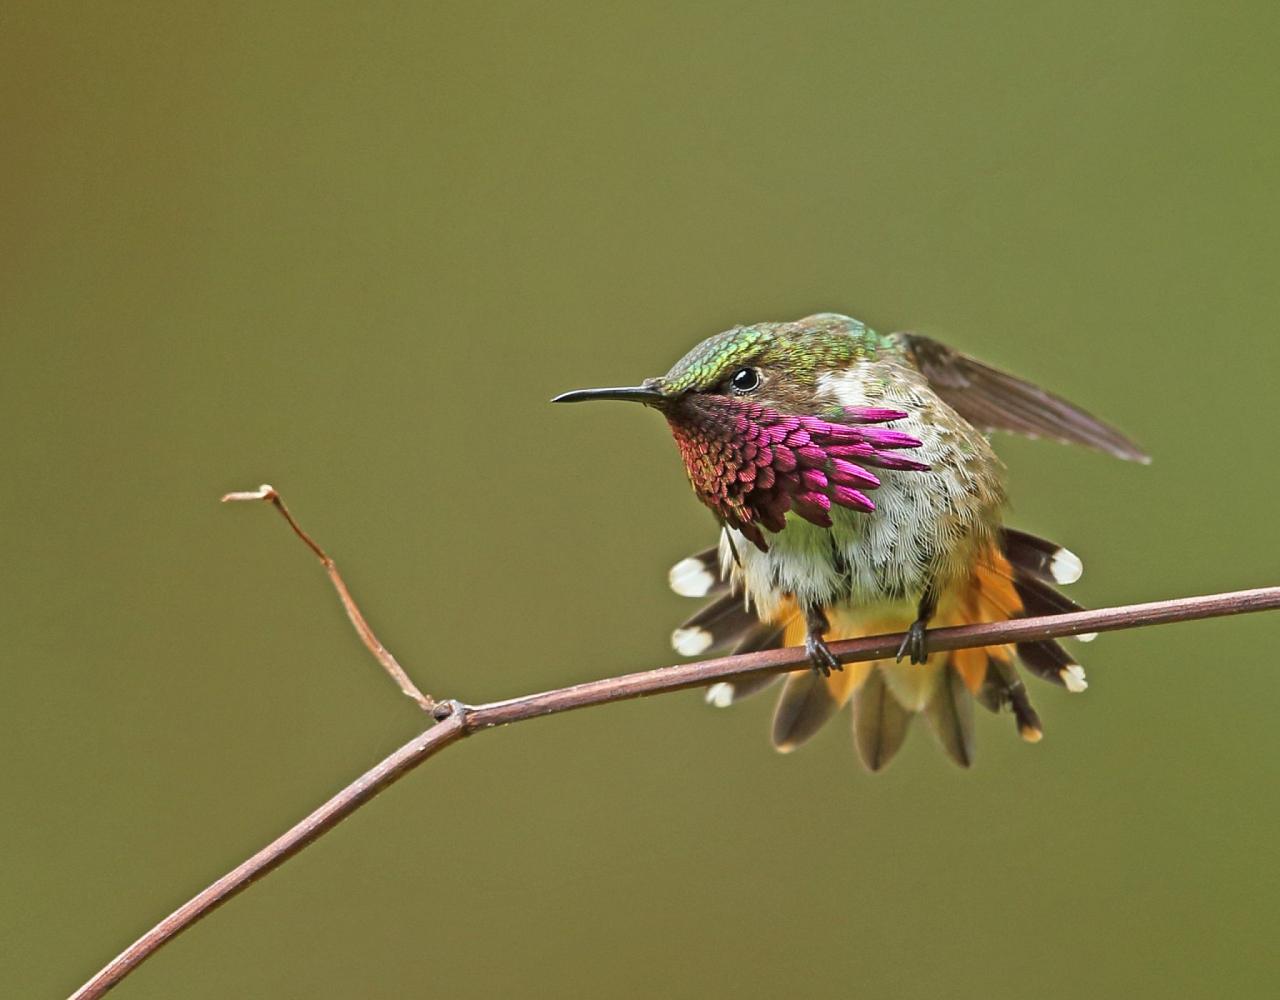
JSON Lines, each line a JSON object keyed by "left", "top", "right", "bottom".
{"left": 901, "top": 332, "right": 1149, "bottom": 463}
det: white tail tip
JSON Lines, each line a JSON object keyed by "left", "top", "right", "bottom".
{"left": 1050, "top": 548, "right": 1084, "bottom": 585}
{"left": 668, "top": 557, "right": 716, "bottom": 597}
{"left": 1061, "top": 664, "right": 1089, "bottom": 693}
{"left": 672, "top": 626, "right": 714, "bottom": 657}
{"left": 705, "top": 682, "right": 734, "bottom": 708}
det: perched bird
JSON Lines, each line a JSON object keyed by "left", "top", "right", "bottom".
{"left": 554, "top": 313, "right": 1147, "bottom": 769}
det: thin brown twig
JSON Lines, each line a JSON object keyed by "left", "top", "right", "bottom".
{"left": 220, "top": 485, "right": 435, "bottom": 712}
{"left": 71, "top": 575, "right": 1279, "bottom": 999}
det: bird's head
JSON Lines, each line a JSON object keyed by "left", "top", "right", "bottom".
{"left": 554, "top": 314, "right": 929, "bottom": 550}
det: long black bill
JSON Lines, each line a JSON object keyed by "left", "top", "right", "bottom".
{"left": 551, "top": 385, "right": 665, "bottom": 405}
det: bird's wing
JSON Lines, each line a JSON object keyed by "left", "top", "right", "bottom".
{"left": 899, "top": 332, "right": 1150, "bottom": 463}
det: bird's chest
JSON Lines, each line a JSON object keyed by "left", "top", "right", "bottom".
{"left": 724, "top": 361, "right": 1006, "bottom": 620}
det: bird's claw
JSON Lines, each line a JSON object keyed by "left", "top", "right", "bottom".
{"left": 806, "top": 633, "right": 842, "bottom": 677}
{"left": 896, "top": 620, "right": 930, "bottom": 665}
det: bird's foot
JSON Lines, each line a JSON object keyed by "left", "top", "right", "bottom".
{"left": 806, "top": 632, "right": 842, "bottom": 677}
{"left": 896, "top": 619, "right": 930, "bottom": 665}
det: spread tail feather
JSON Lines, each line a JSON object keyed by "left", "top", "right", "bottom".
{"left": 671, "top": 592, "right": 750, "bottom": 657}
{"left": 988, "top": 655, "right": 1045, "bottom": 742}
{"left": 704, "top": 622, "right": 787, "bottom": 707}
{"left": 924, "top": 665, "right": 976, "bottom": 767}
{"left": 852, "top": 669, "right": 914, "bottom": 771}
{"left": 668, "top": 545, "right": 728, "bottom": 599}
{"left": 772, "top": 671, "right": 841, "bottom": 751}
{"left": 1002, "top": 528, "right": 1084, "bottom": 586}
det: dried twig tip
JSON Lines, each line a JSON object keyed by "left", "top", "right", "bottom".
{"left": 217, "top": 483, "right": 437, "bottom": 716}
{"left": 221, "top": 484, "right": 277, "bottom": 503}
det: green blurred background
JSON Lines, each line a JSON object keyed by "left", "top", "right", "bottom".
{"left": 3, "top": 3, "right": 1278, "bottom": 997}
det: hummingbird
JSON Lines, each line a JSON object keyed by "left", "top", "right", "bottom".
{"left": 554, "top": 313, "right": 1147, "bottom": 769}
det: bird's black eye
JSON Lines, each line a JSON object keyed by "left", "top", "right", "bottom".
{"left": 729, "top": 367, "right": 760, "bottom": 394}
